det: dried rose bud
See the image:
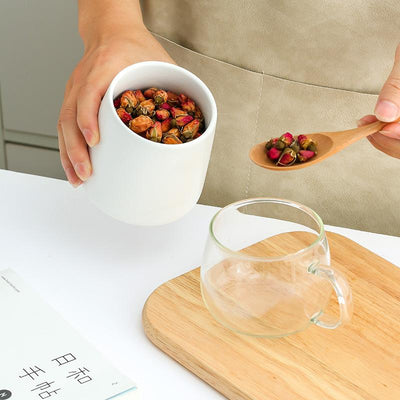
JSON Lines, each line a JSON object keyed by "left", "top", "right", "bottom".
{"left": 160, "top": 102, "right": 172, "bottom": 111}
{"left": 170, "top": 119, "right": 177, "bottom": 128}
{"left": 297, "top": 135, "right": 307, "bottom": 144}
{"left": 116, "top": 107, "right": 132, "bottom": 124}
{"left": 265, "top": 138, "right": 278, "bottom": 150}
{"left": 290, "top": 140, "right": 300, "bottom": 154}
{"left": 167, "top": 91, "right": 180, "bottom": 106}
{"left": 299, "top": 137, "right": 317, "bottom": 152}
{"left": 194, "top": 106, "right": 203, "bottom": 121}
{"left": 133, "top": 90, "right": 146, "bottom": 103}
{"left": 120, "top": 90, "right": 138, "bottom": 113}
{"left": 298, "top": 150, "right": 315, "bottom": 162}
{"left": 267, "top": 147, "right": 281, "bottom": 161}
{"left": 146, "top": 121, "right": 162, "bottom": 142}
{"left": 166, "top": 128, "right": 180, "bottom": 138}
{"left": 178, "top": 93, "right": 188, "bottom": 104}
{"left": 181, "top": 98, "right": 196, "bottom": 114}
{"left": 298, "top": 134, "right": 316, "bottom": 150}
{"left": 274, "top": 140, "right": 286, "bottom": 151}
{"left": 280, "top": 132, "right": 294, "bottom": 146}
{"left": 136, "top": 99, "right": 155, "bottom": 116}
{"left": 161, "top": 117, "right": 172, "bottom": 133}
{"left": 299, "top": 137, "right": 310, "bottom": 149}
{"left": 153, "top": 89, "right": 168, "bottom": 105}
{"left": 193, "top": 132, "right": 202, "bottom": 140}
{"left": 114, "top": 97, "right": 121, "bottom": 108}
{"left": 307, "top": 141, "right": 317, "bottom": 154}
{"left": 175, "top": 114, "right": 194, "bottom": 127}
{"left": 129, "top": 115, "right": 153, "bottom": 133}
{"left": 143, "top": 87, "right": 158, "bottom": 99}
{"left": 277, "top": 148, "right": 296, "bottom": 166}
{"left": 170, "top": 107, "right": 186, "bottom": 118}
{"left": 181, "top": 119, "right": 200, "bottom": 139}
{"left": 155, "top": 109, "right": 170, "bottom": 121}
{"left": 162, "top": 134, "right": 182, "bottom": 144}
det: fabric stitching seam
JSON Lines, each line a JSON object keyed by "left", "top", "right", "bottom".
{"left": 152, "top": 31, "right": 379, "bottom": 96}
{"left": 245, "top": 73, "right": 264, "bottom": 198}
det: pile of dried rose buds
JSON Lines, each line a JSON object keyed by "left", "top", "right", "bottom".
{"left": 114, "top": 88, "right": 205, "bottom": 144}
{"left": 265, "top": 132, "right": 317, "bottom": 166}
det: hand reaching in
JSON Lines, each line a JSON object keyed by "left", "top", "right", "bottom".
{"left": 58, "top": 1, "right": 174, "bottom": 186}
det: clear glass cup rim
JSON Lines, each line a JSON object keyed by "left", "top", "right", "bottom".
{"left": 209, "top": 197, "right": 326, "bottom": 263}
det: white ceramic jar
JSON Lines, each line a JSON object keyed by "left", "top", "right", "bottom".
{"left": 84, "top": 62, "right": 217, "bottom": 225}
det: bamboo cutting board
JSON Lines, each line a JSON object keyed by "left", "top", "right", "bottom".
{"left": 142, "top": 232, "right": 400, "bottom": 400}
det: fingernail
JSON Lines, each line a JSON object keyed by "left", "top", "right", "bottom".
{"left": 74, "top": 161, "right": 91, "bottom": 181}
{"left": 82, "top": 129, "right": 95, "bottom": 147}
{"left": 375, "top": 100, "right": 399, "bottom": 122}
{"left": 65, "top": 167, "right": 82, "bottom": 188}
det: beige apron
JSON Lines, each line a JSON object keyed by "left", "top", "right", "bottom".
{"left": 141, "top": 0, "right": 400, "bottom": 235}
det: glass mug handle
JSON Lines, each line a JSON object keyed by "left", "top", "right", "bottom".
{"left": 309, "top": 265, "right": 353, "bottom": 329}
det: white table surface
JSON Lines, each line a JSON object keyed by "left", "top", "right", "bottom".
{"left": 1, "top": 169, "right": 399, "bottom": 399}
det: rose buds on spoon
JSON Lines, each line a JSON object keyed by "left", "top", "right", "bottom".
{"left": 250, "top": 120, "right": 400, "bottom": 171}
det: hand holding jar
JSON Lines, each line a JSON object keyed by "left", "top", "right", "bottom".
{"left": 57, "top": 0, "right": 174, "bottom": 188}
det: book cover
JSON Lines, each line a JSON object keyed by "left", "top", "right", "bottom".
{"left": 0, "top": 269, "right": 139, "bottom": 399}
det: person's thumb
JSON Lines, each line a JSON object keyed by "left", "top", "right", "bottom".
{"left": 375, "top": 46, "right": 400, "bottom": 123}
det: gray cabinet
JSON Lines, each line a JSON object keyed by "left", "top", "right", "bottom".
{"left": 0, "top": 1, "right": 83, "bottom": 178}
{"left": 5, "top": 143, "right": 65, "bottom": 179}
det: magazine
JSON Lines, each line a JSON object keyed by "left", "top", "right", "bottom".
{"left": 0, "top": 269, "right": 139, "bottom": 400}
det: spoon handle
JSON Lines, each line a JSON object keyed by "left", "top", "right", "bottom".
{"left": 356, "top": 119, "right": 390, "bottom": 136}
{"left": 334, "top": 119, "right": 394, "bottom": 148}
{"left": 349, "top": 119, "right": 400, "bottom": 159}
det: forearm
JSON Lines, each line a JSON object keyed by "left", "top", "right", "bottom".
{"left": 78, "top": 0, "right": 145, "bottom": 49}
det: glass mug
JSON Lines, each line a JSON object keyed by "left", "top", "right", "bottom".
{"left": 200, "top": 198, "right": 353, "bottom": 337}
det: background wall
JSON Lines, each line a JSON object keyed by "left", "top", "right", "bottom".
{"left": 139, "top": 0, "right": 400, "bottom": 236}
{"left": 1, "top": 1, "right": 399, "bottom": 236}
{"left": 0, "top": 1, "right": 83, "bottom": 179}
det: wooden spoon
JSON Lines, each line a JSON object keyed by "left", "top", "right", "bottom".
{"left": 249, "top": 120, "right": 400, "bottom": 171}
